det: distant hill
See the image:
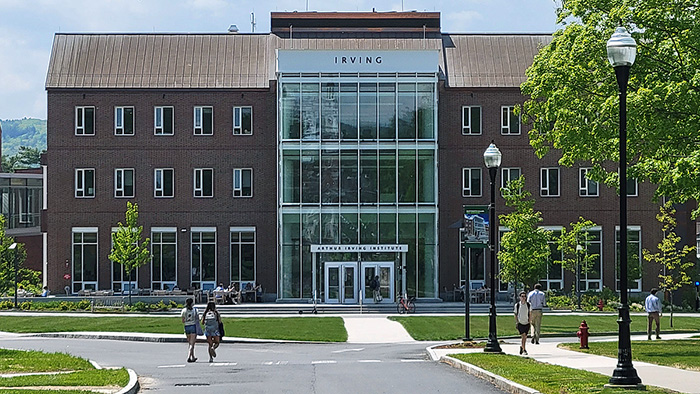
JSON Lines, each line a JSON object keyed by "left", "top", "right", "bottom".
{"left": 0, "top": 118, "right": 47, "bottom": 157}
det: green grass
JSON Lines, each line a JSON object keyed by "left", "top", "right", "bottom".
{"left": 0, "top": 369, "right": 129, "bottom": 387}
{"left": 0, "top": 349, "right": 93, "bottom": 373}
{"left": 451, "top": 353, "right": 674, "bottom": 394}
{"left": 559, "top": 339, "right": 700, "bottom": 371}
{"left": 390, "top": 314, "right": 700, "bottom": 341}
{"left": 0, "top": 316, "right": 347, "bottom": 342}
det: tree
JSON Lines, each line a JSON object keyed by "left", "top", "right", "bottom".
{"left": 1, "top": 146, "right": 43, "bottom": 172}
{"left": 643, "top": 202, "right": 695, "bottom": 327}
{"left": 109, "top": 202, "right": 150, "bottom": 305}
{"left": 0, "top": 215, "right": 40, "bottom": 297}
{"left": 521, "top": 1, "right": 700, "bottom": 217}
{"left": 497, "top": 176, "right": 552, "bottom": 296}
{"left": 554, "top": 217, "right": 599, "bottom": 309}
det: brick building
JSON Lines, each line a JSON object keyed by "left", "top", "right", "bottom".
{"left": 43, "top": 11, "right": 694, "bottom": 302}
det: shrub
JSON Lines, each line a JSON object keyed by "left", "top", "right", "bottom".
{"left": 130, "top": 301, "right": 148, "bottom": 312}
{"left": 19, "top": 301, "right": 32, "bottom": 310}
{"left": 76, "top": 299, "right": 91, "bottom": 310}
{"left": 0, "top": 300, "right": 14, "bottom": 309}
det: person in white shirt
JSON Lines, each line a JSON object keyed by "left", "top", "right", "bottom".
{"left": 644, "top": 288, "right": 662, "bottom": 340}
{"left": 527, "top": 283, "right": 546, "bottom": 344}
{"left": 514, "top": 291, "right": 531, "bottom": 355}
{"left": 181, "top": 298, "right": 200, "bottom": 362}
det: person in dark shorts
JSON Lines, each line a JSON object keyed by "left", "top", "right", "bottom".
{"left": 514, "top": 291, "right": 531, "bottom": 355}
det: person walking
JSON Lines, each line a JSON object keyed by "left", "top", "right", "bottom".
{"left": 527, "top": 283, "right": 546, "bottom": 344}
{"left": 372, "top": 275, "right": 382, "bottom": 303}
{"left": 181, "top": 298, "right": 200, "bottom": 363}
{"left": 514, "top": 291, "right": 531, "bottom": 355}
{"left": 645, "top": 288, "right": 662, "bottom": 340}
{"left": 201, "top": 301, "right": 222, "bottom": 362}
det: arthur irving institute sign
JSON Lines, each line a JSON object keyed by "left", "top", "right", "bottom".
{"left": 310, "top": 244, "right": 409, "bottom": 253}
{"left": 277, "top": 50, "right": 439, "bottom": 73}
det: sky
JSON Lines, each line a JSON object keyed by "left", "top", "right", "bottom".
{"left": 0, "top": 0, "right": 560, "bottom": 120}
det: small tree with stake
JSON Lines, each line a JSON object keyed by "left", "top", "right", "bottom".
{"left": 643, "top": 202, "right": 695, "bottom": 327}
{"left": 109, "top": 202, "right": 150, "bottom": 306}
{"left": 554, "top": 217, "right": 599, "bottom": 309}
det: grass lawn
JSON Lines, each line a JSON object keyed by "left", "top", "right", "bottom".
{"left": 0, "top": 316, "right": 347, "bottom": 342}
{"left": 451, "top": 353, "right": 674, "bottom": 394}
{"left": 559, "top": 339, "right": 700, "bottom": 371}
{"left": 390, "top": 314, "right": 700, "bottom": 341}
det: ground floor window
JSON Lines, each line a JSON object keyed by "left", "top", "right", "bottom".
{"left": 72, "top": 227, "right": 98, "bottom": 292}
{"left": 152, "top": 228, "right": 177, "bottom": 290}
{"left": 459, "top": 238, "right": 485, "bottom": 289}
{"left": 191, "top": 228, "right": 216, "bottom": 289}
{"left": 230, "top": 227, "right": 256, "bottom": 285}
{"left": 580, "top": 228, "right": 603, "bottom": 291}
{"left": 616, "top": 226, "right": 642, "bottom": 292}
{"left": 542, "top": 229, "right": 563, "bottom": 290}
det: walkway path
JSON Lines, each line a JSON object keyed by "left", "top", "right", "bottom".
{"left": 342, "top": 315, "right": 415, "bottom": 343}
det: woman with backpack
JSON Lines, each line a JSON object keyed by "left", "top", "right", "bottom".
{"left": 181, "top": 298, "right": 200, "bottom": 363}
{"left": 201, "top": 301, "right": 222, "bottom": 363}
{"left": 514, "top": 291, "right": 531, "bottom": 355}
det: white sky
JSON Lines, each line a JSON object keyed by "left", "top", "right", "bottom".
{"left": 0, "top": 0, "right": 559, "bottom": 120}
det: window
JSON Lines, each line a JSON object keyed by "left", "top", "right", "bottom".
{"left": 501, "top": 167, "right": 521, "bottom": 189}
{"left": 540, "top": 167, "right": 560, "bottom": 197}
{"left": 501, "top": 106, "right": 520, "bottom": 135}
{"left": 194, "top": 168, "right": 214, "bottom": 197}
{"left": 230, "top": 228, "right": 256, "bottom": 284}
{"left": 194, "top": 106, "right": 213, "bottom": 135}
{"left": 462, "top": 106, "right": 481, "bottom": 135}
{"left": 626, "top": 178, "right": 638, "bottom": 197}
{"left": 542, "top": 228, "right": 564, "bottom": 290}
{"left": 462, "top": 168, "right": 482, "bottom": 197}
{"left": 579, "top": 228, "right": 603, "bottom": 291}
{"left": 151, "top": 228, "right": 177, "bottom": 290}
{"left": 75, "top": 106, "right": 95, "bottom": 135}
{"left": 114, "top": 106, "right": 134, "bottom": 135}
{"left": 154, "top": 168, "right": 174, "bottom": 198}
{"left": 233, "top": 106, "right": 253, "bottom": 135}
{"left": 233, "top": 168, "right": 253, "bottom": 197}
{"left": 75, "top": 169, "right": 95, "bottom": 198}
{"left": 154, "top": 106, "right": 174, "bottom": 135}
{"left": 72, "top": 228, "right": 98, "bottom": 292}
{"left": 616, "top": 226, "right": 642, "bottom": 292}
{"left": 579, "top": 168, "right": 599, "bottom": 197}
{"left": 114, "top": 169, "right": 134, "bottom": 198}
{"left": 110, "top": 227, "right": 137, "bottom": 293}
{"left": 191, "top": 228, "right": 216, "bottom": 289}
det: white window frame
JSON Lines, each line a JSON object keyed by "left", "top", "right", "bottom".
{"left": 114, "top": 168, "right": 135, "bottom": 198}
{"left": 194, "top": 168, "right": 214, "bottom": 198}
{"left": 540, "top": 167, "right": 560, "bottom": 197}
{"left": 191, "top": 227, "right": 217, "bottom": 289}
{"left": 154, "top": 168, "right": 174, "bottom": 198}
{"left": 501, "top": 167, "right": 522, "bottom": 189}
{"left": 461, "top": 106, "right": 482, "bottom": 135}
{"left": 230, "top": 226, "right": 256, "bottom": 284}
{"left": 194, "top": 106, "right": 213, "bottom": 135}
{"left": 462, "top": 168, "right": 482, "bottom": 197}
{"left": 75, "top": 106, "right": 95, "bottom": 136}
{"left": 615, "top": 226, "right": 643, "bottom": 292}
{"left": 233, "top": 168, "right": 253, "bottom": 198}
{"left": 151, "top": 227, "right": 178, "bottom": 290}
{"left": 233, "top": 106, "right": 253, "bottom": 135}
{"left": 154, "top": 106, "right": 174, "bottom": 135}
{"left": 579, "top": 168, "right": 599, "bottom": 197}
{"left": 110, "top": 227, "right": 138, "bottom": 293}
{"left": 627, "top": 178, "right": 638, "bottom": 197}
{"left": 542, "top": 226, "right": 564, "bottom": 291}
{"left": 501, "top": 105, "right": 521, "bottom": 135}
{"left": 580, "top": 227, "right": 603, "bottom": 291}
{"left": 114, "top": 106, "right": 134, "bottom": 136}
{"left": 72, "top": 227, "right": 99, "bottom": 292}
{"left": 75, "top": 168, "right": 95, "bottom": 198}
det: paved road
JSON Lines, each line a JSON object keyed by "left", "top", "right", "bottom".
{"left": 2, "top": 335, "right": 506, "bottom": 394}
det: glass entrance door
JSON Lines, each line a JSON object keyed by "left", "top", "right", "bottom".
{"left": 324, "top": 262, "right": 357, "bottom": 304}
{"left": 361, "top": 262, "right": 394, "bottom": 303}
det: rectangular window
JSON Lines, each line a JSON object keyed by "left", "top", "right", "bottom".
{"left": 462, "top": 168, "right": 482, "bottom": 197}
{"left": 541, "top": 228, "right": 564, "bottom": 290}
{"left": 230, "top": 228, "right": 256, "bottom": 284}
{"left": 501, "top": 167, "right": 522, "bottom": 189}
{"left": 616, "top": 226, "right": 642, "bottom": 292}
{"left": 75, "top": 168, "right": 95, "bottom": 198}
{"left": 540, "top": 167, "right": 560, "bottom": 197}
{"left": 233, "top": 106, "right": 253, "bottom": 135}
{"left": 151, "top": 228, "right": 177, "bottom": 290}
{"left": 72, "top": 228, "right": 98, "bottom": 292}
{"left": 579, "top": 168, "right": 599, "bottom": 197}
{"left": 75, "top": 106, "right": 95, "bottom": 135}
{"left": 501, "top": 105, "right": 520, "bottom": 135}
{"left": 580, "top": 228, "right": 603, "bottom": 291}
{"left": 114, "top": 168, "right": 134, "bottom": 198}
{"left": 194, "top": 106, "right": 213, "bottom": 135}
{"left": 627, "top": 178, "right": 638, "bottom": 197}
{"left": 110, "top": 227, "right": 137, "bottom": 293}
{"left": 191, "top": 228, "right": 216, "bottom": 289}
{"left": 462, "top": 106, "right": 482, "bottom": 135}
{"left": 194, "top": 168, "right": 214, "bottom": 197}
{"left": 233, "top": 168, "right": 253, "bottom": 197}
{"left": 114, "top": 106, "right": 134, "bottom": 135}
{"left": 154, "top": 168, "right": 174, "bottom": 198}
{"left": 154, "top": 106, "right": 174, "bottom": 135}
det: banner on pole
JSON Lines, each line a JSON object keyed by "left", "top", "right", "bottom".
{"left": 462, "top": 205, "right": 490, "bottom": 248}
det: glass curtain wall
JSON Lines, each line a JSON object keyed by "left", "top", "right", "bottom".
{"left": 278, "top": 74, "right": 438, "bottom": 300}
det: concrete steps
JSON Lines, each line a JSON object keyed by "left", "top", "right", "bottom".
{"left": 207, "top": 302, "right": 516, "bottom": 315}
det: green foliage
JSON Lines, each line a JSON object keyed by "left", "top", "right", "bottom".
{"left": 497, "top": 176, "right": 552, "bottom": 292}
{"left": 0, "top": 300, "right": 13, "bottom": 309}
{"left": 521, "top": 1, "right": 700, "bottom": 218}
{"left": 553, "top": 217, "right": 599, "bottom": 275}
{"left": 129, "top": 301, "right": 148, "bottom": 312}
{"left": 561, "top": 339, "right": 700, "bottom": 371}
{"left": 0, "top": 118, "right": 47, "bottom": 157}
{"left": 109, "top": 202, "right": 150, "bottom": 304}
{"left": 0, "top": 215, "right": 41, "bottom": 296}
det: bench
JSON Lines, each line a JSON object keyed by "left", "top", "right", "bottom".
{"left": 91, "top": 297, "right": 126, "bottom": 312}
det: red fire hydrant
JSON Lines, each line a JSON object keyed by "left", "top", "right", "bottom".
{"left": 597, "top": 299, "right": 604, "bottom": 311}
{"left": 577, "top": 320, "right": 590, "bottom": 349}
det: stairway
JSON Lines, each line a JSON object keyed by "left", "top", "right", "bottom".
{"left": 206, "top": 302, "right": 515, "bottom": 315}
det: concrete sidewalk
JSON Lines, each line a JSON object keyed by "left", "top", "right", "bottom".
{"left": 342, "top": 315, "right": 415, "bottom": 343}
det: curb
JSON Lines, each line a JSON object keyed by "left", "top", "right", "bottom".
{"left": 115, "top": 368, "right": 139, "bottom": 394}
{"left": 440, "top": 355, "right": 541, "bottom": 394}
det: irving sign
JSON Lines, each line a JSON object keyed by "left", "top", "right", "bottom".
{"left": 310, "top": 244, "right": 408, "bottom": 253}
{"left": 277, "top": 50, "right": 438, "bottom": 73}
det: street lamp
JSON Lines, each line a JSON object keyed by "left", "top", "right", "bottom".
{"left": 606, "top": 26, "right": 642, "bottom": 388}
{"left": 9, "top": 243, "right": 18, "bottom": 308}
{"left": 483, "top": 141, "right": 503, "bottom": 353}
{"left": 576, "top": 244, "right": 583, "bottom": 310}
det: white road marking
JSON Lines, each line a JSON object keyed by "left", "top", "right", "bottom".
{"left": 332, "top": 348, "right": 365, "bottom": 353}
{"left": 311, "top": 360, "right": 337, "bottom": 364}
{"left": 400, "top": 359, "right": 427, "bottom": 363}
{"left": 262, "top": 361, "right": 288, "bottom": 365}
{"left": 358, "top": 359, "right": 381, "bottom": 363}
{"left": 211, "top": 362, "right": 237, "bottom": 366}
{"left": 157, "top": 364, "right": 186, "bottom": 368}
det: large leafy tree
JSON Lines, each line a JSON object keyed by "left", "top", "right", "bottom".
{"left": 497, "top": 176, "right": 552, "bottom": 296}
{"left": 643, "top": 202, "right": 695, "bottom": 327}
{"left": 521, "top": 0, "right": 700, "bottom": 217}
{"left": 109, "top": 202, "right": 150, "bottom": 305}
{"left": 0, "top": 215, "right": 40, "bottom": 296}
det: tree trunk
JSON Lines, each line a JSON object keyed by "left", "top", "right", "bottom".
{"left": 128, "top": 274, "right": 132, "bottom": 306}
{"left": 669, "top": 292, "right": 674, "bottom": 328}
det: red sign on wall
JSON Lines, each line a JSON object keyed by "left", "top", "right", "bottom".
{"left": 63, "top": 274, "right": 71, "bottom": 280}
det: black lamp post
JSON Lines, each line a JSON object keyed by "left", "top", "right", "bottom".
{"left": 606, "top": 26, "right": 642, "bottom": 388}
{"left": 10, "top": 243, "right": 18, "bottom": 308}
{"left": 483, "top": 142, "right": 503, "bottom": 353}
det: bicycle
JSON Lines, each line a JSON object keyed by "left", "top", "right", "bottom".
{"left": 396, "top": 293, "right": 416, "bottom": 314}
